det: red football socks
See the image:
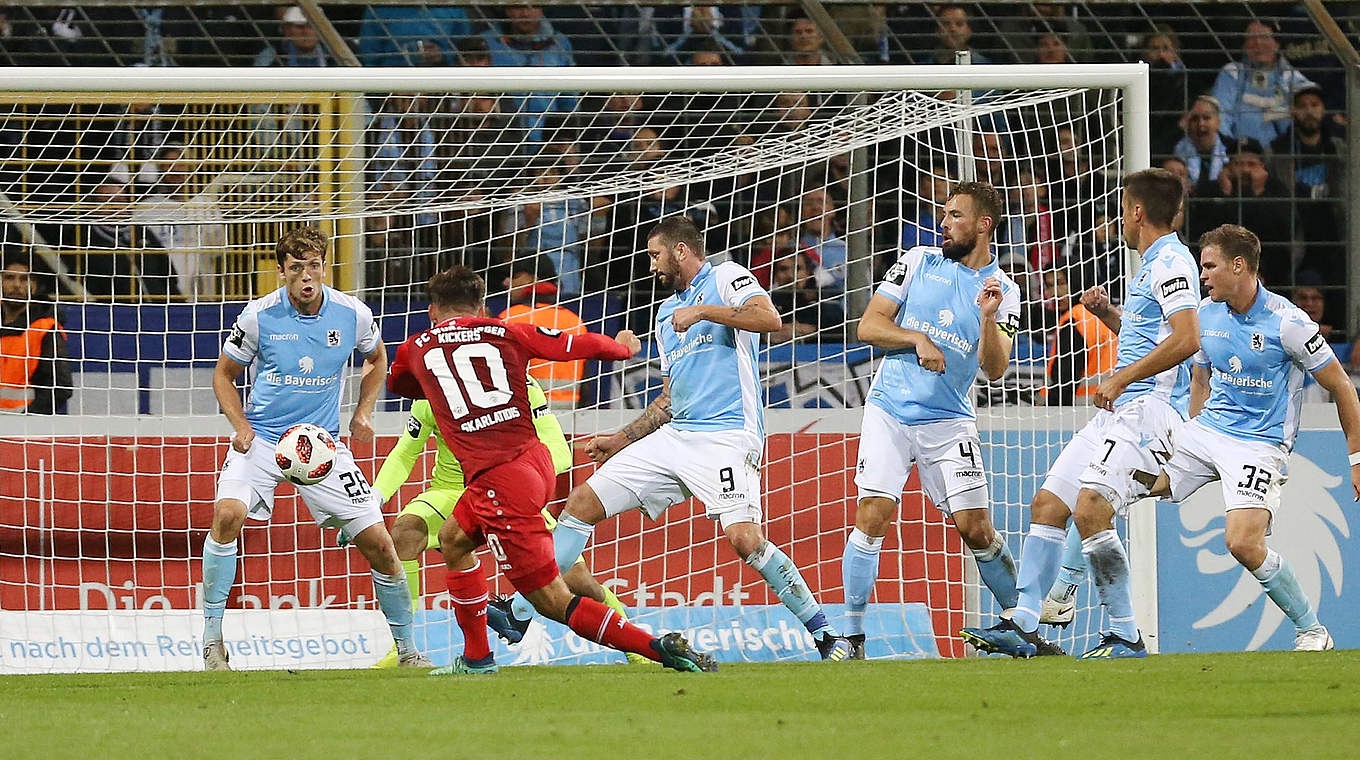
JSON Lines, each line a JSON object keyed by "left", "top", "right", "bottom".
{"left": 565, "top": 595, "right": 661, "bottom": 662}
{"left": 445, "top": 563, "right": 491, "bottom": 661}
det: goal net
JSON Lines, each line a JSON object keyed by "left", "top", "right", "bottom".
{"left": 0, "top": 65, "right": 1148, "bottom": 671}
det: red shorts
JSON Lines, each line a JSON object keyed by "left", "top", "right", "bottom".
{"left": 453, "top": 442, "right": 560, "bottom": 593}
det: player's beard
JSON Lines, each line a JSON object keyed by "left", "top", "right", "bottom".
{"left": 654, "top": 269, "right": 680, "bottom": 292}
{"left": 941, "top": 235, "right": 974, "bottom": 261}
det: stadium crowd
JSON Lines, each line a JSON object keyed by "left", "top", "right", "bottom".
{"left": 0, "top": 3, "right": 1355, "bottom": 413}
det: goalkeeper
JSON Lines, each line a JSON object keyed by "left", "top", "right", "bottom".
{"left": 369, "top": 374, "right": 644, "bottom": 666}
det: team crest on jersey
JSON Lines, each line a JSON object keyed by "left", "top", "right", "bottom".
{"left": 1228, "top": 355, "right": 1243, "bottom": 373}
{"left": 1250, "top": 333, "right": 1265, "bottom": 352}
{"left": 327, "top": 329, "right": 341, "bottom": 347}
{"left": 937, "top": 308, "right": 955, "bottom": 327}
{"left": 298, "top": 356, "right": 315, "bottom": 374}
{"left": 405, "top": 414, "right": 422, "bottom": 438}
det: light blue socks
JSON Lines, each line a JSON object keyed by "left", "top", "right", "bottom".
{"left": 372, "top": 570, "right": 416, "bottom": 655}
{"left": 1010, "top": 523, "right": 1065, "bottom": 633}
{"left": 748, "top": 541, "right": 833, "bottom": 636}
{"left": 1253, "top": 549, "right": 1322, "bottom": 632}
{"left": 201, "top": 536, "right": 237, "bottom": 643}
{"left": 552, "top": 514, "right": 595, "bottom": 574}
{"left": 841, "top": 528, "right": 883, "bottom": 637}
{"left": 1083, "top": 529, "right": 1139, "bottom": 642}
{"left": 970, "top": 533, "right": 1019, "bottom": 610}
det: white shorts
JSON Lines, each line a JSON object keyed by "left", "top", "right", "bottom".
{"left": 854, "top": 404, "right": 989, "bottom": 516}
{"left": 215, "top": 437, "right": 385, "bottom": 538}
{"left": 1164, "top": 418, "right": 1287, "bottom": 518}
{"left": 587, "top": 424, "right": 762, "bottom": 530}
{"left": 1041, "top": 394, "right": 1181, "bottom": 513}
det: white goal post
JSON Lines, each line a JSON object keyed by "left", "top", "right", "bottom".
{"left": 0, "top": 63, "right": 1154, "bottom": 671}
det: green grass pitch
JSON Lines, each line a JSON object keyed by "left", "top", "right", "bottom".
{"left": 8, "top": 651, "right": 1360, "bottom": 759}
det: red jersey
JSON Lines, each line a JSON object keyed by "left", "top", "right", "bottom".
{"left": 388, "top": 316, "right": 631, "bottom": 481}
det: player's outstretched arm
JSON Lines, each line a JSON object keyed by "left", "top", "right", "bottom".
{"left": 351, "top": 342, "right": 387, "bottom": 443}
{"left": 586, "top": 378, "right": 672, "bottom": 464}
{"left": 1312, "top": 359, "right": 1360, "bottom": 500}
{"left": 1092, "top": 308, "right": 1200, "bottom": 411}
{"left": 857, "top": 294, "right": 945, "bottom": 373}
{"left": 510, "top": 323, "right": 638, "bottom": 362}
{"left": 373, "top": 402, "right": 434, "bottom": 503}
{"left": 213, "top": 353, "right": 254, "bottom": 453}
{"left": 1189, "top": 364, "right": 1211, "bottom": 417}
{"left": 671, "top": 295, "right": 782, "bottom": 334}
{"left": 1081, "top": 286, "right": 1123, "bottom": 333}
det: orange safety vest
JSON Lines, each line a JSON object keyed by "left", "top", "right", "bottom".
{"left": 0, "top": 316, "right": 60, "bottom": 410}
{"left": 1041, "top": 304, "right": 1117, "bottom": 399}
{"left": 498, "top": 303, "right": 587, "bottom": 404}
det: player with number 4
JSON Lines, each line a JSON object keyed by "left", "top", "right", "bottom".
{"left": 842, "top": 182, "right": 1034, "bottom": 659}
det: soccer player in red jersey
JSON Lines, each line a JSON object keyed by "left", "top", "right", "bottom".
{"left": 388, "top": 266, "right": 717, "bottom": 674}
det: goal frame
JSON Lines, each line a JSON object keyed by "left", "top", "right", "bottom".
{"left": 0, "top": 62, "right": 1156, "bottom": 653}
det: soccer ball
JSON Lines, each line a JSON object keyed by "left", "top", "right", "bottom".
{"left": 275, "top": 424, "right": 338, "bottom": 485}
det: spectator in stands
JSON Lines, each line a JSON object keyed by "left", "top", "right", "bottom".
{"left": 1291, "top": 283, "right": 1336, "bottom": 341}
{"left": 456, "top": 35, "right": 491, "bottom": 66}
{"left": 916, "top": 5, "right": 989, "bottom": 65}
{"left": 748, "top": 206, "right": 796, "bottom": 286}
{"left": 1271, "top": 84, "right": 1345, "bottom": 279}
{"left": 798, "top": 187, "right": 847, "bottom": 291}
{"left": 689, "top": 41, "right": 727, "bottom": 66}
{"left": 994, "top": 3, "right": 1090, "bottom": 64}
{"left": 788, "top": 16, "right": 831, "bottom": 65}
{"left": 663, "top": 6, "right": 743, "bottom": 62}
{"left": 901, "top": 163, "right": 949, "bottom": 251}
{"left": 1062, "top": 209, "right": 1122, "bottom": 301}
{"left": 769, "top": 92, "right": 815, "bottom": 134}
{"left": 626, "top": 127, "right": 666, "bottom": 171}
{"left": 1, "top": 255, "right": 72, "bottom": 414}
{"left": 1142, "top": 25, "right": 1190, "bottom": 157}
{"left": 1045, "top": 124, "right": 1097, "bottom": 241}
{"left": 77, "top": 180, "right": 177, "bottom": 298}
{"left": 972, "top": 130, "right": 1010, "bottom": 186}
{"left": 1039, "top": 266, "right": 1116, "bottom": 406}
{"left": 133, "top": 144, "right": 227, "bottom": 300}
{"left": 497, "top": 256, "right": 588, "bottom": 405}
{"left": 254, "top": 7, "right": 329, "bottom": 67}
{"left": 1173, "top": 95, "right": 1234, "bottom": 192}
{"left": 1187, "top": 138, "right": 1294, "bottom": 288}
{"left": 1034, "top": 32, "right": 1069, "bottom": 64}
{"left": 510, "top": 161, "right": 588, "bottom": 297}
{"left": 1210, "top": 19, "right": 1314, "bottom": 145}
{"left": 439, "top": 90, "right": 526, "bottom": 193}
{"left": 1161, "top": 156, "right": 1192, "bottom": 198}
{"left": 1270, "top": 84, "right": 1346, "bottom": 200}
{"left": 370, "top": 94, "right": 438, "bottom": 196}
{"left": 357, "top": 5, "right": 469, "bottom": 67}
{"left": 1004, "top": 168, "right": 1057, "bottom": 271}
{"left": 768, "top": 249, "right": 844, "bottom": 343}
{"left": 481, "top": 5, "right": 575, "bottom": 138}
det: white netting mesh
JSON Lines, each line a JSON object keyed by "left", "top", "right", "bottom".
{"left": 0, "top": 69, "right": 1138, "bottom": 671}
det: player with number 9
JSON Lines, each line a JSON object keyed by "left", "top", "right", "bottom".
{"left": 201, "top": 226, "right": 430, "bottom": 671}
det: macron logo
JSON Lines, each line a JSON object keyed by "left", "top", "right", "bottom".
{"left": 938, "top": 308, "right": 955, "bottom": 327}
{"left": 298, "top": 356, "right": 315, "bottom": 374}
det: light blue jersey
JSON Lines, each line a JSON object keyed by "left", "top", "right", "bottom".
{"left": 222, "top": 286, "right": 382, "bottom": 444}
{"left": 656, "top": 261, "right": 767, "bottom": 438}
{"left": 866, "top": 246, "right": 1021, "bottom": 425}
{"left": 1114, "top": 232, "right": 1200, "bottom": 415}
{"left": 1195, "top": 285, "right": 1335, "bottom": 448}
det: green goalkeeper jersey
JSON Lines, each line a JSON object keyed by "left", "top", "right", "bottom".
{"left": 374, "top": 375, "right": 573, "bottom": 499}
